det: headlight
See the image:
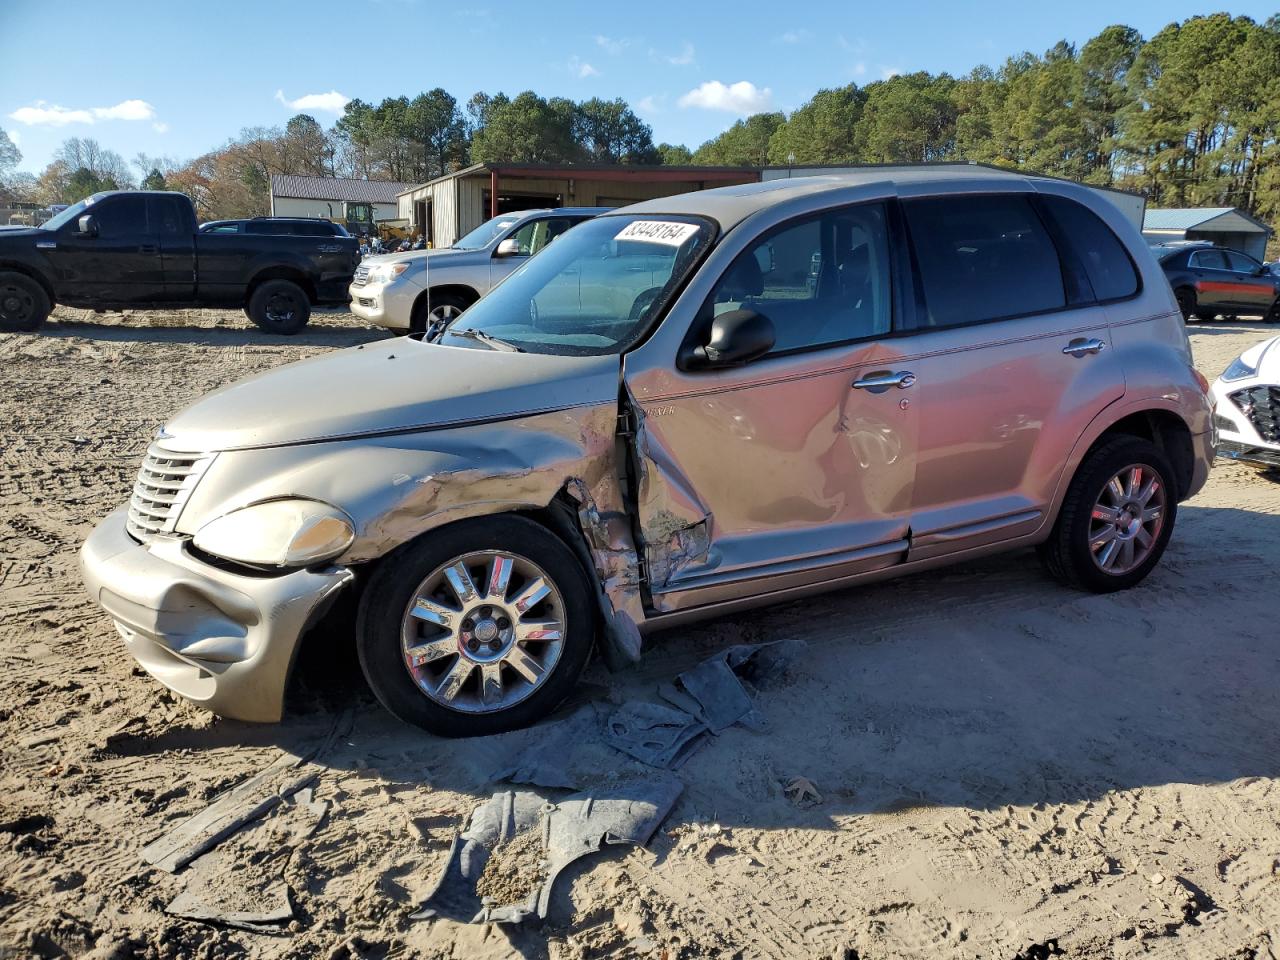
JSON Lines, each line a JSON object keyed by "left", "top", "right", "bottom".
{"left": 1221, "top": 355, "right": 1258, "bottom": 382}
{"left": 367, "top": 262, "right": 411, "bottom": 284}
{"left": 193, "top": 499, "right": 354, "bottom": 568}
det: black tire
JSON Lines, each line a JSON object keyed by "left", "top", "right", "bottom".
{"left": 1267, "top": 299, "right": 1280, "bottom": 324}
{"left": 1039, "top": 436, "right": 1178, "bottom": 593}
{"left": 246, "top": 280, "right": 311, "bottom": 334}
{"left": 1174, "top": 287, "right": 1202, "bottom": 322}
{"left": 356, "top": 515, "right": 595, "bottom": 737}
{"left": 0, "top": 272, "right": 51, "bottom": 332}
{"left": 411, "top": 291, "right": 471, "bottom": 335}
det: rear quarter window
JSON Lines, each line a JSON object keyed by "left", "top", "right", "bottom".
{"left": 901, "top": 194, "right": 1066, "bottom": 329}
{"left": 1039, "top": 195, "right": 1139, "bottom": 301}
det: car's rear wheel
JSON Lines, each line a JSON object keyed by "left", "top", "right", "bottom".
{"left": 1175, "top": 287, "right": 1202, "bottom": 322}
{"left": 1267, "top": 299, "right": 1280, "bottom": 324}
{"left": 1039, "top": 436, "right": 1177, "bottom": 593}
{"left": 356, "top": 515, "right": 595, "bottom": 737}
{"left": 0, "top": 272, "right": 51, "bottom": 332}
{"left": 411, "top": 291, "right": 471, "bottom": 335}
{"left": 246, "top": 280, "right": 311, "bottom": 334}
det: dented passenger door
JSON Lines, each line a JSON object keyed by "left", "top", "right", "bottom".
{"left": 621, "top": 201, "right": 918, "bottom": 615}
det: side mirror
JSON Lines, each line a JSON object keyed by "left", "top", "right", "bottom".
{"left": 689, "top": 309, "right": 775, "bottom": 369}
{"left": 77, "top": 214, "right": 98, "bottom": 238}
{"left": 495, "top": 237, "right": 520, "bottom": 258}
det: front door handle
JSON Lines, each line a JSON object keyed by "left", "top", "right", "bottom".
{"left": 139, "top": 244, "right": 159, "bottom": 254}
{"left": 852, "top": 370, "right": 916, "bottom": 391}
{"left": 1063, "top": 337, "right": 1106, "bottom": 358}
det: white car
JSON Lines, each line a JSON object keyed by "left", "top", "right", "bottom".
{"left": 1212, "top": 335, "right": 1280, "bottom": 469}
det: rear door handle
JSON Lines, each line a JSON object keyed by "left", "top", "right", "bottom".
{"left": 139, "top": 244, "right": 159, "bottom": 254}
{"left": 1063, "top": 337, "right": 1106, "bottom": 358}
{"left": 852, "top": 370, "right": 916, "bottom": 390}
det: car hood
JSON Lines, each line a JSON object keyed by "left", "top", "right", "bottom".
{"left": 160, "top": 339, "right": 620, "bottom": 453}
{"left": 0, "top": 226, "right": 44, "bottom": 238}
{"left": 365, "top": 247, "right": 467, "bottom": 266}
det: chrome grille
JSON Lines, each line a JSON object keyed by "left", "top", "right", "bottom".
{"left": 352, "top": 264, "right": 370, "bottom": 288}
{"left": 126, "top": 442, "right": 213, "bottom": 541}
{"left": 1230, "top": 385, "right": 1280, "bottom": 444}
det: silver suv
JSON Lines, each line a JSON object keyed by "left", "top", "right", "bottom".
{"left": 82, "top": 169, "right": 1213, "bottom": 736}
{"left": 349, "top": 207, "right": 609, "bottom": 332}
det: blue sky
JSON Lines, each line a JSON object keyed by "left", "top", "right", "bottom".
{"left": 1, "top": 0, "right": 1274, "bottom": 176}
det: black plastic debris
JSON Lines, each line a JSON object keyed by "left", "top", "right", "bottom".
{"left": 410, "top": 778, "right": 682, "bottom": 926}
{"left": 165, "top": 877, "right": 294, "bottom": 935}
{"left": 604, "top": 701, "right": 708, "bottom": 769}
{"left": 492, "top": 705, "right": 607, "bottom": 790}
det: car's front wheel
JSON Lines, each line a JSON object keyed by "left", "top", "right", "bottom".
{"left": 356, "top": 516, "right": 595, "bottom": 736}
{"left": 0, "top": 272, "right": 51, "bottom": 332}
{"left": 1039, "top": 436, "right": 1178, "bottom": 593}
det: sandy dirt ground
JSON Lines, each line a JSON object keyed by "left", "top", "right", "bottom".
{"left": 2, "top": 306, "right": 1280, "bottom": 960}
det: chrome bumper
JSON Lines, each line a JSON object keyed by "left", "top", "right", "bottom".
{"left": 80, "top": 508, "right": 354, "bottom": 722}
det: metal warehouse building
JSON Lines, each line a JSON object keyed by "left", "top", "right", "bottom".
{"left": 396, "top": 162, "right": 760, "bottom": 248}
{"left": 270, "top": 175, "right": 415, "bottom": 235}
{"left": 1142, "top": 207, "right": 1273, "bottom": 261}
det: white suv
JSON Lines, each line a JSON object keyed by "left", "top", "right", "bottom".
{"left": 349, "top": 207, "right": 608, "bottom": 332}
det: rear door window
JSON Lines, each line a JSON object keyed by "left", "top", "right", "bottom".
{"left": 150, "top": 196, "right": 187, "bottom": 237}
{"left": 901, "top": 194, "right": 1066, "bottom": 329}
{"left": 1038, "top": 195, "right": 1139, "bottom": 301}
{"left": 1190, "top": 249, "right": 1229, "bottom": 270}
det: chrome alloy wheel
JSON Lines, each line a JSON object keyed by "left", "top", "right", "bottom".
{"left": 1088, "top": 464, "right": 1166, "bottom": 575}
{"left": 429, "top": 303, "right": 463, "bottom": 323}
{"left": 400, "top": 550, "right": 565, "bottom": 714}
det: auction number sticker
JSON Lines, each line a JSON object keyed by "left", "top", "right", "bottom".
{"left": 615, "top": 220, "right": 699, "bottom": 246}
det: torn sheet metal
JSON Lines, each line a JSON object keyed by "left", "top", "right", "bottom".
{"left": 410, "top": 779, "right": 682, "bottom": 926}
{"left": 625, "top": 387, "right": 715, "bottom": 589}
{"left": 564, "top": 478, "right": 644, "bottom": 666}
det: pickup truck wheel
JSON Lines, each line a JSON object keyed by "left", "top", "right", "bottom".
{"left": 0, "top": 272, "right": 51, "bottom": 332}
{"left": 247, "top": 280, "right": 311, "bottom": 335}
{"left": 356, "top": 516, "right": 594, "bottom": 737}
{"left": 1039, "top": 436, "right": 1177, "bottom": 594}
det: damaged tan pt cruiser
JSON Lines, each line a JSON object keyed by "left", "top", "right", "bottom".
{"left": 81, "top": 169, "right": 1214, "bottom": 736}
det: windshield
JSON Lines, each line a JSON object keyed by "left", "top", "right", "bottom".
{"left": 41, "top": 194, "right": 100, "bottom": 231}
{"left": 453, "top": 214, "right": 520, "bottom": 250}
{"left": 435, "top": 214, "right": 715, "bottom": 356}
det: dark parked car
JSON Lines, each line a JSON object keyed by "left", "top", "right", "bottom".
{"left": 0, "top": 191, "right": 359, "bottom": 334}
{"left": 1156, "top": 241, "right": 1280, "bottom": 323}
{"left": 200, "top": 217, "right": 351, "bottom": 237}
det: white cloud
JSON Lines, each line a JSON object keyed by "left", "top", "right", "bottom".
{"left": 8, "top": 102, "right": 95, "bottom": 126}
{"left": 636, "top": 95, "right": 664, "bottom": 114}
{"left": 655, "top": 41, "right": 695, "bottom": 66}
{"left": 568, "top": 56, "right": 599, "bottom": 78}
{"left": 152, "top": 121, "right": 169, "bottom": 134}
{"left": 92, "top": 99, "right": 155, "bottom": 121}
{"left": 275, "top": 89, "right": 351, "bottom": 115}
{"left": 7, "top": 98, "right": 159, "bottom": 127}
{"left": 7, "top": 130, "right": 19, "bottom": 145}
{"left": 678, "top": 80, "right": 772, "bottom": 113}
{"left": 776, "top": 29, "right": 811, "bottom": 44}
{"left": 880, "top": 66, "right": 902, "bottom": 80}
{"left": 594, "top": 34, "right": 630, "bottom": 55}
{"left": 854, "top": 61, "right": 867, "bottom": 76}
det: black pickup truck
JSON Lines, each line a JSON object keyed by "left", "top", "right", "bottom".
{"left": 0, "top": 191, "right": 360, "bottom": 334}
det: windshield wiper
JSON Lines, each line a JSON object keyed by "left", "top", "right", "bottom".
{"left": 449, "top": 327, "right": 525, "bottom": 352}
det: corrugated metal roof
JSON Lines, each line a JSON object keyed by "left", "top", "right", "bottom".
{"left": 270, "top": 175, "right": 414, "bottom": 204}
{"left": 1143, "top": 208, "right": 1238, "bottom": 230}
